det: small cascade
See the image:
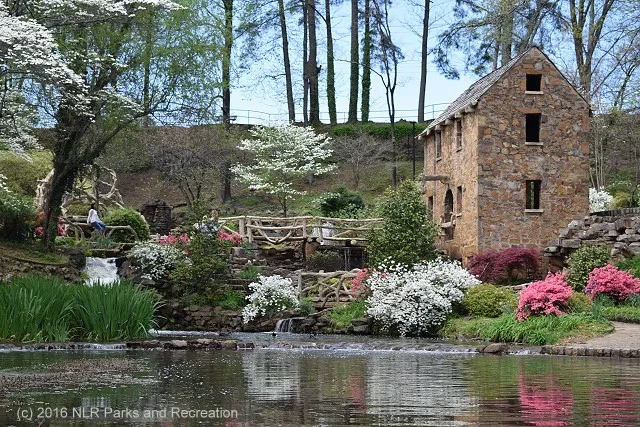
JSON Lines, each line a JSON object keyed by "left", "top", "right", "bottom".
{"left": 83, "top": 257, "right": 119, "bottom": 286}
{"left": 274, "top": 318, "right": 295, "bottom": 333}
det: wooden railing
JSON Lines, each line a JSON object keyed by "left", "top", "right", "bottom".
{"left": 296, "top": 269, "right": 361, "bottom": 308}
{"left": 219, "top": 216, "right": 383, "bottom": 245}
{"left": 61, "top": 218, "right": 139, "bottom": 241}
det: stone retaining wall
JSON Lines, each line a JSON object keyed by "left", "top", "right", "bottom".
{"left": 544, "top": 210, "right": 640, "bottom": 269}
{"left": 541, "top": 345, "right": 640, "bottom": 358}
{"left": 0, "top": 248, "right": 84, "bottom": 282}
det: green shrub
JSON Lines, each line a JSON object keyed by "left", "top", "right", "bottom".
{"left": 104, "top": 208, "right": 150, "bottom": 242}
{"left": 463, "top": 284, "right": 518, "bottom": 318}
{"left": 239, "top": 263, "right": 261, "bottom": 280}
{"left": 0, "top": 275, "right": 160, "bottom": 342}
{"left": 215, "top": 288, "right": 246, "bottom": 310}
{"left": 0, "top": 182, "right": 35, "bottom": 242}
{"left": 367, "top": 181, "right": 438, "bottom": 267}
{"left": 327, "top": 299, "right": 367, "bottom": 330}
{"left": 171, "top": 232, "right": 230, "bottom": 295}
{"left": 65, "top": 203, "right": 90, "bottom": 217}
{"left": 566, "top": 246, "right": 610, "bottom": 291}
{"left": 0, "top": 150, "right": 52, "bottom": 196}
{"left": 298, "top": 297, "right": 316, "bottom": 316}
{"left": 306, "top": 250, "right": 343, "bottom": 271}
{"left": 319, "top": 185, "right": 365, "bottom": 218}
{"left": 566, "top": 292, "right": 592, "bottom": 313}
{"left": 615, "top": 257, "right": 640, "bottom": 278}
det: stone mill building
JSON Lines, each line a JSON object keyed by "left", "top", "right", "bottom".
{"left": 419, "top": 46, "right": 590, "bottom": 263}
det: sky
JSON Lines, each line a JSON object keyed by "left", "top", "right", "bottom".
{"left": 229, "top": 0, "right": 476, "bottom": 125}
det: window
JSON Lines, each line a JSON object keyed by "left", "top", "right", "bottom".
{"left": 526, "top": 74, "right": 542, "bottom": 92}
{"left": 525, "top": 180, "right": 541, "bottom": 210}
{"left": 525, "top": 113, "right": 541, "bottom": 143}
{"left": 435, "top": 131, "right": 442, "bottom": 158}
{"left": 428, "top": 196, "right": 434, "bottom": 218}
{"left": 455, "top": 119, "right": 462, "bottom": 149}
{"left": 444, "top": 189, "right": 454, "bottom": 222}
{"left": 456, "top": 186, "right": 463, "bottom": 214}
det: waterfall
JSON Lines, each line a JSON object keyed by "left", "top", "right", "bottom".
{"left": 83, "top": 257, "right": 119, "bottom": 286}
{"left": 274, "top": 318, "right": 295, "bottom": 333}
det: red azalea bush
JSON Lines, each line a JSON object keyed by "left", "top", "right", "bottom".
{"left": 468, "top": 247, "right": 541, "bottom": 284}
{"left": 585, "top": 265, "right": 640, "bottom": 303}
{"left": 516, "top": 272, "right": 573, "bottom": 321}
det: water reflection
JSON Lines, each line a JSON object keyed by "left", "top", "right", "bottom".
{"left": 1, "top": 349, "right": 640, "bottom": 426}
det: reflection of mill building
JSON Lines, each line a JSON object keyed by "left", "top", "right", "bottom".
{"left": 419, "top": 47, "right": 590, "bottom": 263}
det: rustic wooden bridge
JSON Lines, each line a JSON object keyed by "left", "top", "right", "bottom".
{"left": 218, "top": 215, "right": 383, "bottom": 245}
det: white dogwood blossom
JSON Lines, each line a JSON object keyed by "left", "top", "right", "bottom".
{"left": 242, "top": 275, "right": 300, "bottom": 323}
{"left": 231, "top": 124, "right": 336, "bottom": 214}
{"left": 0, "top": 0, "right": 181, "bottom": 156}
{"left": 589, "top": 188, "right": 613, "bottom": 213}
{"left": 366, "top": 259, "right": 480, "bottom": 336}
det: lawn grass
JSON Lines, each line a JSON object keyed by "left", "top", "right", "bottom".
{"left": 0, "top": 241, "right": 68, "bottom": 265}
{"left": 327, "top": 299, "right": 367, "bottom": 330}
{"left": 597, "top": 306, "right": 640, "bottom": 323}
{"left": 440, "top": 313, "right": 613, "bottom": 345}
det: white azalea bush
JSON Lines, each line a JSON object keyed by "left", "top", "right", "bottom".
{"left": 128, "top": 242, "right": 189, "bottom": 281}
{"left": 242, "top": 275, "right": 300, "bottom": 323}
{"left": 366, "top": 259, "right": 480, "bottom": 336}
{"left": 589, "top": 188, "right": 613, "bottom": 213}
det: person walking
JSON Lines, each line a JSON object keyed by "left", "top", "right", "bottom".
{"left": 87, "top": 203, "right": 107, "bottom": 237}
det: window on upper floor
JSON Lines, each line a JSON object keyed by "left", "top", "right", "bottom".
{"left": 456, "top": 186, "right": 463, "bottom": 215}
{"left": 427, "top": 196, "right": 434, "bottom": 218}
{"left": 526, "top": 74, "right": 542, "bottom": 92}
{"left": 435, "top": 131, "right": 442, "bottom": 159}
{"left": 455, "top": 119, "right": 462, "bottom": 150}
{"left": 525, "top": 180, "right": 541, "bottom": 210}
{"left": 525, "top": 113, "right": 541, "bottom": 143}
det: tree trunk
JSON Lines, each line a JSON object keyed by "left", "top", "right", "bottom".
{"left": 142, "top": 12, "right": 153, "bottom": 124}
{"left": 361, "top": 0, "right": 371, "bottom": 123}
{"left": 222, "top": 0, "right": 233, "bottom": 124}
{"left": 221, "top": 160, "right": 232, "bottom": 203}
{"left": 278, "top": 0, "right": 296, "bottom": 122}
{"left": 417, "top": 0, "right": 430, "bottom": 123}
{"left": 348, "top": 0, "right": 359, "bottom": 123}
{"left": 499, "top": 0, "right": 514, "bottom": 66}
{"left": 325, "top": 0, "right": 336, "bottom": 125}
{"left": 302, "top": 0, "right": 309, "bottom": 125}
{"left": 308, "top": 0, "right": 320, "bottom": 125}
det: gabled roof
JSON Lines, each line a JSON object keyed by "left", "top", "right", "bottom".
{"left": 421, "top": 46, "right": 588, "bottom": 135}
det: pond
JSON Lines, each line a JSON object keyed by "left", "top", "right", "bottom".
{"left": 1, "top": 341, "right": 640, "bottom": 426}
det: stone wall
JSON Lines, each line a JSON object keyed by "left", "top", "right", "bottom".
{"left": 0, "top": 248, "right": 84, "bottom": 282}
{"left": 544, "top": 209, "right": 640, "bottom": 269}
{"left": 423, "top": 113, "right": 480, "bottom": 261}
{"left": 140, "top": 200, "right": 172, "bottom": 235}
{"left": 477, "top": 49, "right": 590, "bottom": 255}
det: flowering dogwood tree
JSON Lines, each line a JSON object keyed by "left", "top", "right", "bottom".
{"left": 0, "top": 0, "right": 235, "bottom": 247}
{"left": 231, "top": 124, "right": 336, "bottom": 216}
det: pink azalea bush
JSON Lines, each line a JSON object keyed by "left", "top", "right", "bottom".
{"left": 159, "top": 233, "right": 190, "bottom": 246}
{"left": 516, "top": 272, "right": 573, "bottom": 321}
{"left": 218, "top": 229, "right": 242, "bottom": 246}
{"left": 35, "top": 213, "right": 66, "bottom": 237}
{"left": 350, "top": 268, "right": 371, "bottom": 298}
{"left": 585, "top": 265, "right": 640, "bottom": 303}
